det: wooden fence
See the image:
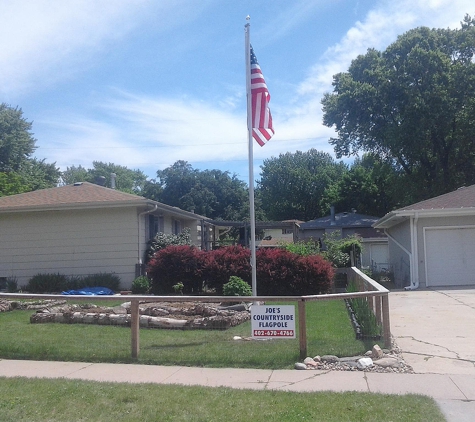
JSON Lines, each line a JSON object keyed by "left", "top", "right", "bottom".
{"left": 0, "top": 267, "right": 390, "bottom": 360}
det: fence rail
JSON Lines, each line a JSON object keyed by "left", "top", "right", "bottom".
{"left": 0, "top": 267, "right": 390, "bottom": 360}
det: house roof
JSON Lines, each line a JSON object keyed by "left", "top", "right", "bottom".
{"left": 0, "top": 182, "right": 206, "bottom": 220}
{"left": 300, "top": 212, "right": 380, "bottom": 229}
{"left": 374, "top": 184, "right": 475, "bottom": 229}
{"left": 398, "top": 185, "right": 475, "bottom": 211}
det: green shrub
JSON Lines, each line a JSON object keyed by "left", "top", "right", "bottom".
{"left": 25, "top": 272, "right": 121, "bottom": 293}
{"left": 223, "top": 276, "right": 252, "bottom": 297}
{"left": 132, "top": 276, "right": 150, "bottom": 294}
{"left": 322, "top": 233, "right": 362, "bottom": 268}
{"left": 26, "top": 273, "right": 69, "bottom": 293}
{"left": 346, "top": 281, "right": 381, "bottom": 338}
{"left": 173, "top": 282, "right": 184, "bottom": 295}
{"left": 79, "top": 273, "right": 121, "bottom": 291}
{"left": 280, "top": 240, "right": 320, "bottom": 256}
{"left": 6, "top": 277, "right": 19, "bottom": 293}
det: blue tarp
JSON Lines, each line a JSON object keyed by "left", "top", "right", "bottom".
{"left": 61, "top": 287, "right": 115, "bottom": 295}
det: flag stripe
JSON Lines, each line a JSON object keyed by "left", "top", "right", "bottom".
{"left": 250, "top": 45, "right": 274, "bottom": 146}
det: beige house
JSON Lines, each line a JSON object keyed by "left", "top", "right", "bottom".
{"left": 0, "top": 182, "right": 210, "bottom": 289}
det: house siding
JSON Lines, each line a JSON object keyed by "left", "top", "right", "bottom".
{"left": 0, "top": 207, "right": 140, "bottom": 288}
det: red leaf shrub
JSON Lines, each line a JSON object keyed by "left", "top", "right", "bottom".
{"left": 256, "top": 248, "right": 334, "bottom": 295}
{"left": 147, "top": 244, "right": 334, "bottom": 296}
{"left": 201, "top": 246, "right": 251, "bottom": 294}
{"left": 293, "top": 254, "right": 334, "bottom": 294}
{"left": 147, "top": 245, "right": 204, "bottom": 294}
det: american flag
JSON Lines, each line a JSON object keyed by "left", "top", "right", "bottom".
{"left": 250, "top": 45, "right": 274, "bottom": 146}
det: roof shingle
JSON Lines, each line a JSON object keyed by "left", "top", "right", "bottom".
{"left": 0, "top": 182, "right": 148, "bottom": 210}
{"left": 397, "top": 184, "right": 475, "bottom": 211}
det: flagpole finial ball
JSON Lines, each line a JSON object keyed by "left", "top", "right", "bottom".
{"left": 246, "top": 15, "right": 250, "bottom": 20}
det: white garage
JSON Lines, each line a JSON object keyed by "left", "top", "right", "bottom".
{"left": 424, "top": 227, "right": 475, "bottom": 287}
{"left": 374, "top": 184, "right": 475, "bottom": 289}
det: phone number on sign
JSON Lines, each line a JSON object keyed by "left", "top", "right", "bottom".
{"left": 253, "top": 330, "right": 294, "bottom": 337}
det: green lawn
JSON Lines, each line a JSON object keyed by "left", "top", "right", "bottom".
{"left": 0, "top": 377, "right": 445, "bottom": 422}
{"left": 0, "top": 300, "right": 374, "bottom": 369}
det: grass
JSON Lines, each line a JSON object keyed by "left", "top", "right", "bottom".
{"left": 0, "top": 300, "right": 374, "bottom": 369}
{"left": 0, "top": 377, "right": 445, "bottom": 422}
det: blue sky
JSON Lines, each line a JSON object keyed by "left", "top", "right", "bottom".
{"left": 1, "top": 0, "right": 473, "bottom": 184}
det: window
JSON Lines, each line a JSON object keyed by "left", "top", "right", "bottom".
{"left": 149, "top": 215, "right": 164, "bottom": 239}
{"left": 173, "top": 219, "right": 181, "bottom": 235}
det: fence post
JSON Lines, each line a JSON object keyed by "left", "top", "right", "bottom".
{"left": 381, "top": 294, "right": 391, "bottom": 349}
{"left": 298, "top": 299, "right": 307, "bottom": 359}
{"left": 131, "top": 299, "right": 140, "bottom": 359}
{"left": 375, "top": 296, "right": 382, "bottom": 326}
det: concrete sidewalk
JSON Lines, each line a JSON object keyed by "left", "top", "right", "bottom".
{"left": 1, "top": 359, "right": 475, "bottom": 421}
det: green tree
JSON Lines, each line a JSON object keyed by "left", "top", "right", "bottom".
{"left": 322, "top": 15, "right": 475, "bottom": 203}
{"left": 141, "top": 178, "right": 163, "bottom": 202}
{"left": 61, "top": 162, "right": 148, "bottom": 195}
{"left": 60, "top": 165, "right": 88, "bottom": 185}
{"left": 0, "top": 103, "right": 37, "bottom": 172}
{"left": 20, "top": 159, "right": 61, "bottom": 191}
{"left": 258, "top": 149, "right": 346, "bottom": 221}
{"left": 0, "top": 104, "right": 60, "bottom": 196}
{"left": 157, "top": 161, "right": 196, "bottom": 207}
{"left": 321, "top": 154, "right": 400, "bottom": 216}
{"left": 87, "top": 162, "right": 147, "bottom": 194}
{"left": 0, "top": 172, "right": 29, "bottom": 196}
{"left": 156, "top": 161, "right": 251, "bottom": 220}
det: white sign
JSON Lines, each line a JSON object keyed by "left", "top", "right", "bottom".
{"left": 251, "top": 305, "right": 296, "bottom": 339}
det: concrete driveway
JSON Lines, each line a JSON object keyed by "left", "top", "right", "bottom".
{"left": 390, "top": 288, "right": 475, "bottom": 375}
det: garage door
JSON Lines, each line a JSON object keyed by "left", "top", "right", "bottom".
{"left": 370, "top": 243, "right": 389, "bottom": 270}
{"left": 425, "top": 227, "right": 475, "bottom": 287}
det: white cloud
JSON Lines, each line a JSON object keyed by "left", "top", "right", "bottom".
{"left": 37, "top": 91, "right": 249, "bottom": 172}
{"left": 299, "top": 0, "right": 473, "bottom": 97}
{"left": 0, "top": 0, "right": 202, "bottom": 98}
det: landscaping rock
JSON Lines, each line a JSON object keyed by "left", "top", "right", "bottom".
{"left": 296, "top": 337, "right": 413, "bottom": 374}
{"left": 372, "top": 344, "right": 384, "bottom": 359}
{"left": 27, "top": 301, "right": 251, "bottom": 330}
{"left": 295, "top": 362, "right": 308, "bottom": 370}
{"left": 339, "top": 356, "right": 365, "bottom": 363}
{"left": 373, "top": 357, "right": 404, "bottom": 368}
{"left": 303, "top": 357, "right": 318, "bottom": 367}
{"left": 321, "top": 355, "right": 340, "bottom": 363}
{"left": 0, "top": 300, "right": 12, "bottom": 312}
{"left": 357, "top": 357, "right": 373, "bottom": 370}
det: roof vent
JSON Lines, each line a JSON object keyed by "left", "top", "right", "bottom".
{"left": 73, "top": 182, "right": 83, "bottom": 186}
{"left": 95, "top": 176, "right": 106, "bottom": 186}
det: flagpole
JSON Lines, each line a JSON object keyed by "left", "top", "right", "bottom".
{"left": 245, "top": 19, "right": 258, "bottom": 296}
